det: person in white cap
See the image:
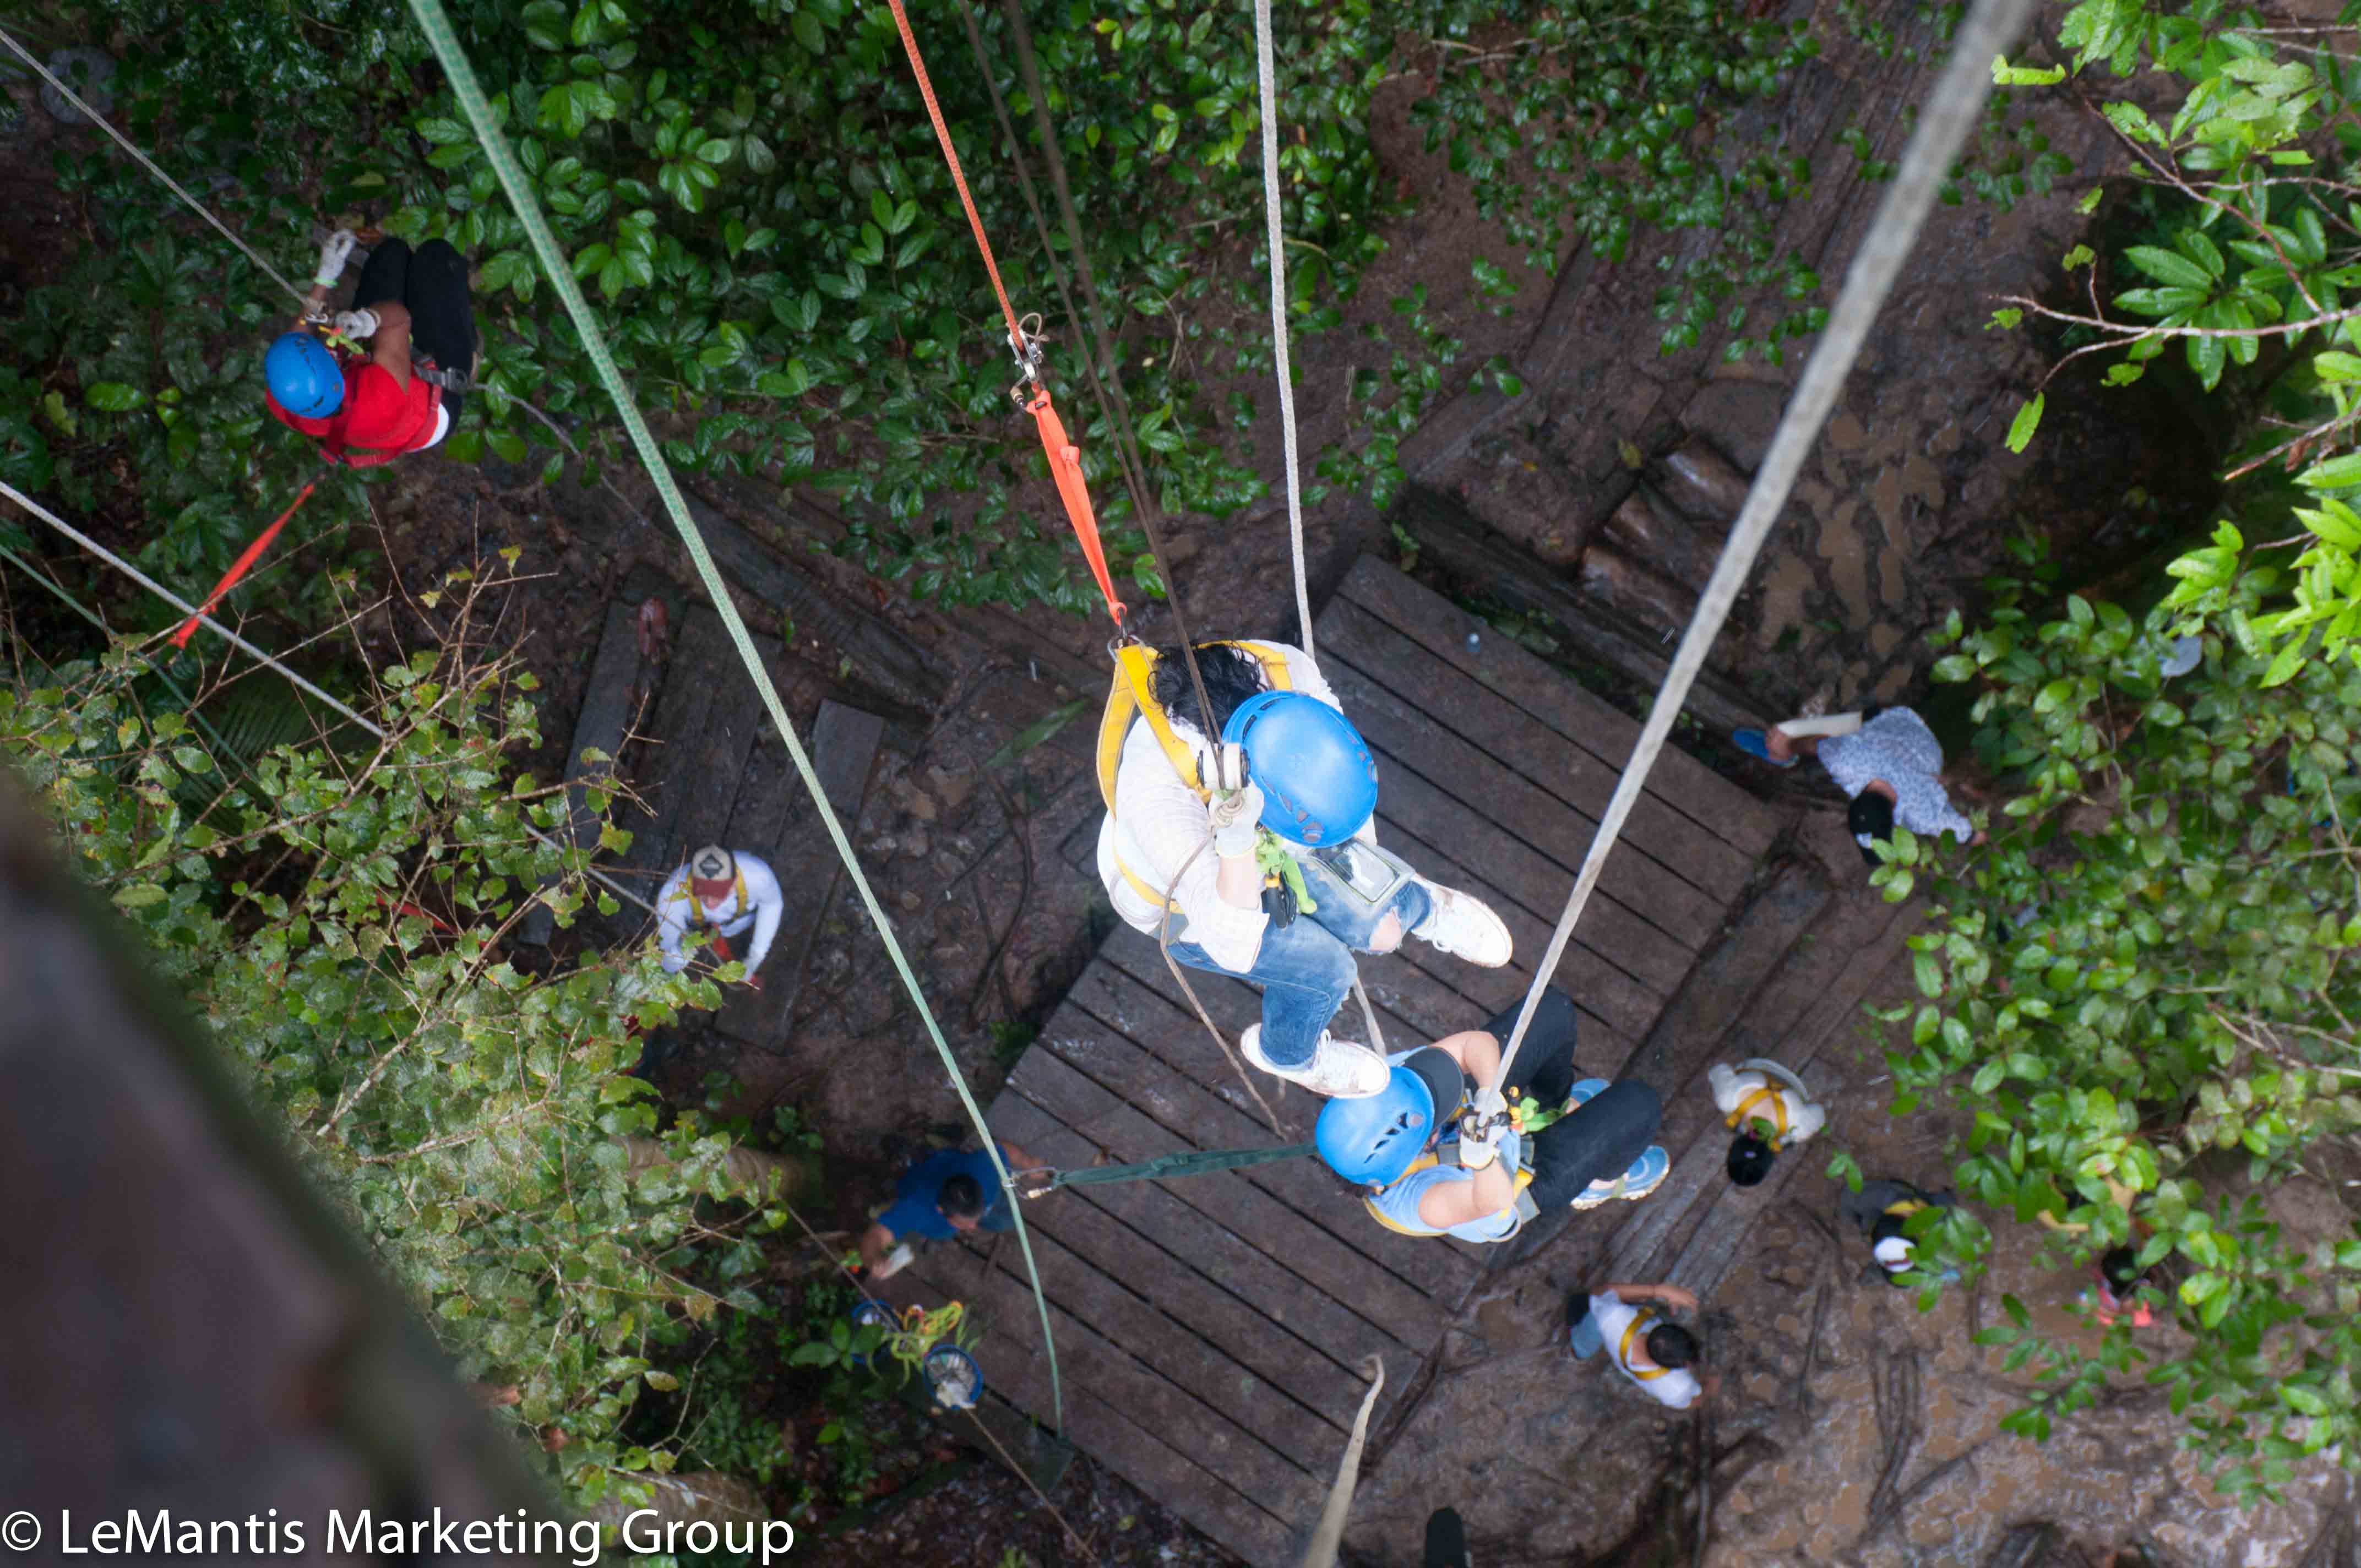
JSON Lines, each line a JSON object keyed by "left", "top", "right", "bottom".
{"left": 655, "top": 846, "right": 785, "bottom": 986}
{"left": 1709, "top": 1057, "right": 1827, "bottom": 1188}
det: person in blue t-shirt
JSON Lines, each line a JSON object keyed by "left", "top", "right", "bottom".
{"left": 857, "top": 1141, "right": 1044, "bottom": 1276}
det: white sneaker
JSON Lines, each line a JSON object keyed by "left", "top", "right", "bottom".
{"left": 1241, "top": 1025, "right": 1390, "bottom": 1098}
{"left": 1410, "top": 880, "right": 1513, "bottom": 968}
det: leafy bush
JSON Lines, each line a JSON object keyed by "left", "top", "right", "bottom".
{"left": 1867, "top": 537, "right": 2361, "bottom": 1500}
{"left": 0, "top": 575, "right": 808, "bottom": 1507}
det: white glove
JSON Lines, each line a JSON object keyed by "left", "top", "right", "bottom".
{"left": 869, "top": 1241, "right": 915, "bottom": 1281}
{"left": 1207, "top": 781, "right": 1266, "bottom": 859}
{"left": 331, "top": 308, "right": 379, "bottom": 340}
{"left": 1457, "top": 1125, "right": 1503, "bottom": 1170}
{"left": 315, "top": 228, "right": 358, "bottom": 287}
{"left": 1469, "top": 1083, "right": 1509, "bottom": 1124}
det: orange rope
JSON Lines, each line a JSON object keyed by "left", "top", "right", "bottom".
{"left": 881, "top": 0, "right": 1125, "bottom": 630}
{"left": 169, "top": 481, "right": 317, "bottom": 647}
{"left": 883, "top": 0, "right": 1024, "bottom": 356}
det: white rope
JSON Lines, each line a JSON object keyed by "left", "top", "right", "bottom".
{"left": 1486, "top": 0, "right": 2037, "bottom": 1096}
{"left": 0, "top": 480, "right": 656, "bottom": 918}
{"left": 0, "top": 25, "right": 312, "bottom": 309}
{"left": 1253, "top": 0, "right": 1316, "bottom": 660}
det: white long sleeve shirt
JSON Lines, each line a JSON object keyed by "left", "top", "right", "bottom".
{"left": 655, "top": 853, "right": 785, "bottom": 976}
{"left": 1707, "top": 1062, "right": 1826, "bottom": 1145}
{"left": 1094, "top": 641, "right": 1369, "bottom": 973}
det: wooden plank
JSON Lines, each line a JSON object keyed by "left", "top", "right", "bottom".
{"left": 1045, "top": 973, "right": 1483, "bottom": 1304}
{"left": 1368, "top": 748, "right": 1710, "bottom": 975}
{"left": 614, "top": 608, "right": 736, "bottom": 881}
{"left": 665, "top": 636, "right": 774, "bottom": 864}
{"left": 987, "top": 1095, "right": 1421, "bottom": 1373}
{"left": 520, "top": 602, "right": 643, "bottom": 946}
{"left": 716, "top": 700, "right": 883, "bottom": 1045}
{"left": 1378, "top": 503, "right": 1779, "bottom": 790}
{"left": 1361, "top": 814, "right": 1663, "bottom": 1052}
{"left": 1334, "top": 662, "right": 1731, "bottom": 949}
{"left": 1321, "top": 598, "right": 1761, "bottom": 901}
{"left": 879, "top": 1262, "right": 1299, "bottom": 1566}
{"left": 1334, "top": 555, "right": 1781, "bottom": 854}
{"left": 988, "top": 1097, "right": 1403, "bottom": 1422}
{"left": 899, "top": 1237, "right": 1331, "bottom": 1533}
{"left": 1006, "top": 1043, "right": 1451, "bottom": 1346}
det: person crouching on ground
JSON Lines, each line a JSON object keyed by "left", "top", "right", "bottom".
{"left": 1734, "top": 706, "right": 1983, "bottom": 865}
{"left": 263, "top": 231, "right": 476, "bottom": 467}
{"left": 1315, "top": 987, "right": 1669, "bottom": 1242}
{"left": 1096, "top": 639, "right": 1513, "bottom": 1098}
{"left": 1710, "top": 1057, "right": 1826, "bottom": 1189}
{"left": 1566, "top": 1280, "right": 1717, "bottom": 1409}
{"left": 857, "top": 1139, "right": 1045, "bottom": 1279}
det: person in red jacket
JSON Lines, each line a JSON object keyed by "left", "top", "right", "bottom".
{"left": 263, "top": 230, "right": 476, "bottom": 467}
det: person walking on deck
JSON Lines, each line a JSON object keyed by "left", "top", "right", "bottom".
{"left": 1711, "top": 1057, "right": 1826, "bottom": 1188}
{"left": 1314, "top": 987, "right": 1668, "bottom": 1240}
{"left": 1566, "top": 1281, "right": 1717, "bottom": 1409}
{"left": 1097, "top": 639, "right": 1512, "bottom": 1098}
{"left": 655, "top": 846, "right": 784, "bottom": 987}
{"left": 1734, "top": 706, "right": 1981, "bottom": 864}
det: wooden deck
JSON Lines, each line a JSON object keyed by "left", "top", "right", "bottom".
{"left": 886, "top": 557, "right": 1785, "bottom": 1562}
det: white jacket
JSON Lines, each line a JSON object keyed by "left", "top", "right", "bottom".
{"left": 1708, "top": 1062, "right": 1826, "bottom": 1144}
{"left": 1094, "top": 641, "right": 1368, "bottom": 973}
{"left": 655, "top": 853, "right": 785, "bottom": 976}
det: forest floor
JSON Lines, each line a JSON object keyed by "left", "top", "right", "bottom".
{"left": 7, "top": 0, "right": 2357, "bottom": 1562}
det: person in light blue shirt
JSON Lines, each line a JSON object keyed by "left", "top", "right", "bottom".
{"left": 1318, "top": 989, "right": 1668, "bottom": 1243}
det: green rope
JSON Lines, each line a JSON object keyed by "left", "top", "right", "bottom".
{"left": 404, "top": 0, "right": 1065, "bottom": 1429}
{"left": 1037, "top": 1141, "right": 1316, "bottom": 1191}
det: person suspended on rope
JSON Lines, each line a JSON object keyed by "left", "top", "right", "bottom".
{"left": 1315, "top": 987, "right": 1668, "bottom": 1242}
{"left": 1841, "top": 1177, "right": 1962, "bottom": 1287}
{"left": 858, "top": 1138, "right": 1046, "bottom": 1280}
{"left": 1565, "top": 1281, "right": 1718, "bottom": 1409}
{"left": 1096, "top": 639, "right": 1513, "bottom": 1097}
{"left": 655, "top": 846, "right": 785, "bottom": 988}
{"left": 263, "top": 231, "right": 477, "bottom": 467}
{"left": 1732, "top": 706, "right": 1983, "bottom": 865}
{"left": 1710, "top": 1057, "right": 1827, "bottom": 1188}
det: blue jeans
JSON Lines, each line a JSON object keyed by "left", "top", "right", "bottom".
{"left": 1567, "top": 1294, "right": 1607, "bottom": 1359}
{"left": 1166, "top": 847, "right": 1433, "bottom": 1068}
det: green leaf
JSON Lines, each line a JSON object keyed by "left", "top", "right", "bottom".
{"left": 793, "top": 10, "right": 825, "bottom": 52}
{"left": 2005, "top": 394, "right": 2044, "bottom": 454}
{"left": 2314, "top": 351, "right": 2361, "bottom": 384}
{"left": 113, "top": 883, "right": 167, "bottom": 909}
{"left": 2298, "top": 453, "right": 2361, "bottom": 489}
{"left": 84, "top": 382, "right": 146, "bottom": 412}
{"left": 417, "top": 116, "right": 470, "bottom": 145}
{"left": 2123, "top": 246, "right": 2214, "bottom": 289}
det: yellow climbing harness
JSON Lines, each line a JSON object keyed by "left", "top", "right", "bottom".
{"left": 1724, "top": 1082, "right": 1791, "bottom": 1151}
{"left": 667, "top": 864, "right": 750, "bottom": 925}
{"left": 1618, "top": 1314, "right": 1672, "bottom": 1381}
{"left": 1096, "top": 640, "right": 1293, "bottom": 910}
{"left": 1362, "top": 1139, "right": 1539, "bottom": 1239}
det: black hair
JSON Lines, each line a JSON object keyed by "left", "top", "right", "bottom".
{"left": 1727, "top": 1133, "right": 1776, "bottom": 1188}
{"left": 1849, "top": 791, "right": 1896, "bottom": 868}
{"left": 937, "top": 1174, "right": 986, "bottom": 1220}
{"left": 1870, "top": 1213, "right": 1911, "bottom": 1249}
{"left": 1150, "top": 643, "right": 1271, "bottom": 738}
{"left": 1645, "top": 1322, "right": 1699, "bottom": 1369}
{"left": 2101, "top": 1246, "right": 2144, "bottom": 1293}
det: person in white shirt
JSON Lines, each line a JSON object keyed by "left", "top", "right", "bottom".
{"left": 1709, "top": 1057, "right": 1827, "bottom": 1188}
{"left": 655, "top": 846, "right": 784, "bottom": 987}
{"left": 1566, "top": 1282, "right": 1716, "bottom": 1409}
{"left": 1095, "top": 640, "right": 1513, "bottom": 1097}
{"left": 1734, "top": 706, "right": 1983, "bottom": 865}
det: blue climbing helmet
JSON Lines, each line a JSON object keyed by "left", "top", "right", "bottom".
{"left": 264, "top": 331, "right": 343, "bottom": 418}
{"left": 1314, "top": 1048, "right": 1464, "bottom": 1186}
{"left": 1221, "top": 690, "right": 1378, "bottom": 845}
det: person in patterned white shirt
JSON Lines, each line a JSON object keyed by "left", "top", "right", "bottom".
{"left": 1735, "top": 706, "right": 1982, "bottom": 865}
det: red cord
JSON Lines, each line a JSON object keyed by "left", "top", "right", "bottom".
{"left": 170, "top": 481, "right": 317, "bottom": 648}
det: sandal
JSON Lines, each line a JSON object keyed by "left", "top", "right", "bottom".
{"left": 1733, "top": 728, "right": 1796, "bottom": 768}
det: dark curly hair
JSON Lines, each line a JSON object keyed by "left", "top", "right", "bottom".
{"left": 1645, "top": 1322, "right": 1700, "bottom": 1369}
{"left": 1150, "top": 643, "right": 1272, "bottom": 737}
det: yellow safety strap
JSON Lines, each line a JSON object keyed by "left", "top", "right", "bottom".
{"left": 1724, "top": 1083, "right": 1790, "bottom": 1151}
{"left": 1362, "top": 1145, "right": 1535, "bottom": 1237}
{"left": 1096, "top": 641, "right": 1294, "bottom": 908}
{"left": 1619, "top": 1314, "right": 1672, "bottom": 1380}
{"left": 668, "top": 865, "right": 749, "bottom": 925}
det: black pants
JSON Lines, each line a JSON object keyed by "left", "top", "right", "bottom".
{"left": 354, "top": 238, "right": 475, "bottom": 423}
{"left": 1476, "top": 988, "right": 1661, "bottom": 1210}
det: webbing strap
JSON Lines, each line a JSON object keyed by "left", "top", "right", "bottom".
{"left": 1036, "top": 1141, "right": 1316, "bottom": 1191}
{"left": 170, "top": 480, "right": 318, "bottom": 647}
{"left": 406, "top": 0, "right": 1065, "bottom": 1430}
